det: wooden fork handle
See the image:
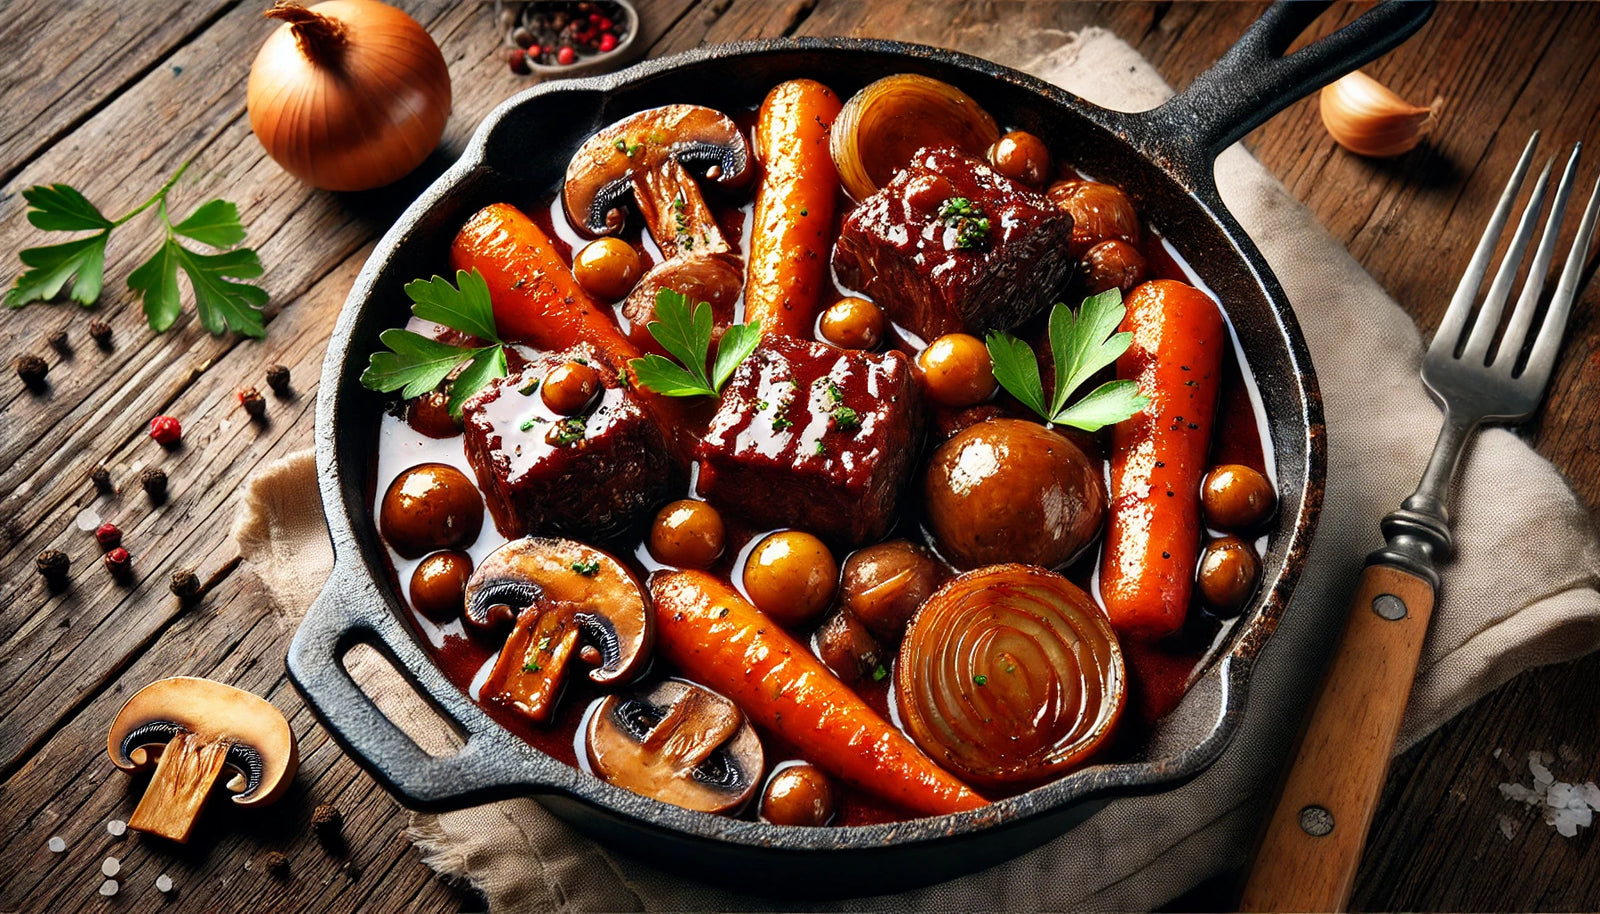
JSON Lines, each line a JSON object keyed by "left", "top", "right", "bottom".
{"left": 1239, "top": 562, "right": 1436, "bottom": 912}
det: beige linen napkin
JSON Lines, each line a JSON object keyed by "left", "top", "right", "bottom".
{"left": 234, "top": 27, "right": 1600, "bottom": 912}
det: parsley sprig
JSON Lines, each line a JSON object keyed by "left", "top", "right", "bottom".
{"left": 359, "top": 268, "right": 509, "bottom": 418}
{"left": 6, "top": 163, "right": 268, "bottom": 337}
{"left": 628, "top": 288, "right": 761, "bottom": 398}
{"left": 985, "top": 289, "right": 1150, "bottom": 432}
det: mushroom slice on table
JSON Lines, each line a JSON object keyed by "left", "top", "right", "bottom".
{"left": 561, "top": 105, "right": 753, "bottom": 349}
{"left": 106, "top": 677, "right": 298, "bottom": 843}
{"left": 586, "top": 679, "right": 764, "bottom": 814}
{"left": 467, "top": 537, "right": 652, "bottom": 725}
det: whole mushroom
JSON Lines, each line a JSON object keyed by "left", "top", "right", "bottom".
{"left": 467, "top": 537, "right": 653, "bottom": 725}
{"left": 562, "top": 104, "right": 753, "bottom": 351}
{"left": 586, "top": 679, "right": 764, "bottom": 814}
{"left": 106, "top": 677, "right": 298, "bottom": 843}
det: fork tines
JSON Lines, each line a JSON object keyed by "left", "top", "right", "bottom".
{"left": 1431, "top": 132, "right": 1600, "bottom": 387}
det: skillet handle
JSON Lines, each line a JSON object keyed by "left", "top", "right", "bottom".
{"left": 287, "top": 555, "right": 545, "bottom": 811}
{"left": 1133, "top": 0, "right": 1434, "bottom": 176}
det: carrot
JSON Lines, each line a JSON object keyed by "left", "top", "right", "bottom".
{"left": 744, "top": 79, "right": 844, "bottom": 338}
{"left": 451, "top": 202, "right": 638, "bottom": 364}
{"left": 1100, "top": 279, "right": 1226, "bottom": 640}
{"left": 649, "top": 570, "right": 987, "bottom": 818}
{"left": 452, "top": 202, "right": 698, "bottom": 456}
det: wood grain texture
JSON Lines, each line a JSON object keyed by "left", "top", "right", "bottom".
{"left": 1240, "top": 564, "right": 1437, "bottom": 913}
{"left": 0, "top": 2, "right": 1597, "bottom": 912}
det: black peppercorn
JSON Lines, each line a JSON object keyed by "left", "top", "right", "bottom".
{"left": 311, "top": 803, "right": 343, "bottom": 840}
{"left": 266, "top": 363, "right": 291, "bottom": 396}
{"left": 140, "top": 467, "right": 168, "bottom": 502}
{"left": 512, "top": 25, "right": 534, "bottom": 47}
{"left": 17, "top": 354, "right": 48, "bottom": 388}
{"left": 239, "top": 387, "right": 267, "bottom": 420}
{"left": 47, "top": 330, "right": 69, "bottom": 353}
{"left": 89, "top": 465, "right": 112, "bottom": 491}
{"left": 36, "top": 549, "right": 70, "bottom": 585}
{"left": 261, "top": 851, "right": 289, "bottom": 878}
{"left": 88, "top": 319, "right": 112, "bottom": 347}
{"left": 170, "top": 569, "right": 202, "bottom": 602}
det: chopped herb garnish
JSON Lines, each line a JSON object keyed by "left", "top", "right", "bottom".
{"left": 985, "top": 288, "right": 1150, "bottom": 432}
{"left": 519, "top": 417, "right": 539, "bottom": 431}
{"left": 799, "top": 208, "right": 809, "bottom": 217}
{"left": 826, "top": 380, "right": 843, "bottom": 402}
{"left": 814, "top": 440, "right": 827, "bottom": 456}
{"left": 627, "top": 289, "right": 762, "bottom": 399}
{"left": 771, "top": 413, "right": 793, "bottom": 432}
{"left": 613, "top": 137, "right": 641, "bottom": 157}
{"left": 551, "top": 416, "right": 587, "bottom": 445}
{"left": 831, "top": 405, "right": 860, "bottom": 431}
{"left": 973, "top": 674, "right": 988, "bottom": 686}
{"left": 8, "top": 163, "right": 268, "bottom": 337}
{"left": 570, "top": 557, "right": 601, "bottom": 576}
{"left": 359, "top": 269, "right": 511, "bottom": 420}
{"left": 519, "top": 378, "right": 540, "bottom": 395}
{"left": 523, "top": 661, "right": 542, "bottom": 673}
{"left": 872, "top": 665, "right": 888, "bottom": 682}
{"left": 937, "top": 197, "right": 992, "bottom": 250}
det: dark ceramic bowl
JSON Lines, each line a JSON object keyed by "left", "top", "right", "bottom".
{"left": 290, "top": 0, "right": 1430, "bottom": 896}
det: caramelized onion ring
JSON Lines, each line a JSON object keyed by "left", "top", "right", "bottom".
{"left": 895, "top": 564, "right": 1125, "bottom": 787}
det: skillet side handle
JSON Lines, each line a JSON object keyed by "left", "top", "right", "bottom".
{"left": 1135, "top": 0, "right": 1434, "bottom": 177}
{"left": 287, "top": 557, "right": 540, "bottom": 811}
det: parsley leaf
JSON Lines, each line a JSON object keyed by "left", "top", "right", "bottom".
{"left": 628, "top": 288, "right": 761, "bottom": 398}
{"left": 6, "top": 234, "right": 109, "bottom": 307}
{"left": 360, "top": 268, "right": 512, "bottom": 418}
{"left": 7, "top": 166, "right": 266, "bottom": 336}
{"left": 985, "top": 289, "right": 1150, "bottom": 432}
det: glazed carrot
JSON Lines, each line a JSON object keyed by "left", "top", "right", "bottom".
{"left": 451, "top": 202, "right": 637, "bottom": 365}
{"left": 744, "top": 79, "right": 844, "bottom": 338}
{"left": 649, "top": 570, "right": 987, "bottom": 818}
{"left": 1100, "top": 279, "right": 1226, "bottom": 640}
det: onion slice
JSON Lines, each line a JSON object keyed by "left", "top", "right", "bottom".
{"left": 895, "top": 564, "right": 1125, "bottom": 787}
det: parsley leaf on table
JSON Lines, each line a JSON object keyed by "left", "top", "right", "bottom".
{"left": 7, "top": 164, "right": 267, "bottom": 336}
{"left": 628, "top": 288, "right": 761, "bottom": 399}
{"left": 985, "top": 289, "right": 1151, "bottom": 432}
{"left": 359, "top": 269, "right": 509, "bottom": 418}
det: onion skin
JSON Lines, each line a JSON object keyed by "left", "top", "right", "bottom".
{"left": 248, "top": 0, "right": 451, "bottom": 191}
{"left": 896, "top": 564, "right": 1125, "bottom": 789}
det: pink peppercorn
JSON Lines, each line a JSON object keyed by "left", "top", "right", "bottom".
{"left": 149, "top": 415, "right": 182, "bottom": 446}
{"left": 103, "top": 547, "right": 132, "bottom": 578}
{"left": 95, "top": 523, "right": 122, "bottom": 550}
{"left": 599, "top": 33, "right": 617, "bottom": 53}
{"left": 557, "top": 46, "right": 576, "bottom": 65}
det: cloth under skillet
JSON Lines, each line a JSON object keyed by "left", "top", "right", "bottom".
{"left": 232, "top": 25, "right": 1600, "bottom": 913}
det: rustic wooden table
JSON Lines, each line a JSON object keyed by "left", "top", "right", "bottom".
{"left": 2, "top": 2, "right": 1597, "bottom": 911}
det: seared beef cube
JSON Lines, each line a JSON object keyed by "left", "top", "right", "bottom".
{"left": 695, "top": 336, "right": 920, "bottom": 546}
{"left": 832, "top": 146, "right": 1076, "bottom": 341}
{"left": 463, "top": 344, "right": 681, "bottom": 541}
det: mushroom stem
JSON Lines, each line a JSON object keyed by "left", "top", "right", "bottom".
{"left": 127, "top": 733, "right": 231, "bottom": 843}
{"left": 482, "top": 605, "right": 582, "bottom": 725}
{"left": 640, "top": 687, "right": 742, "bottom": 771}
{"left": 633, "top": 158, "right": 730, "bottom": 259}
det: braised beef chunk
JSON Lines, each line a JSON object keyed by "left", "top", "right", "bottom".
{"left": 463, "top": 343, "right": 681, "bottom": 541}
{"left": 832, "top": 146, "right": 1076, "bottom": 341}
{"left": 695, "top": 336, "right": 920, "bottom": 546}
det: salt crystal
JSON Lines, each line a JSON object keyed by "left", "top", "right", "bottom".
{"left": 101, "top": 857, "right": 120, "bottom": 877}
{"left": 220, "top": 418, "right": 232, "bottom": 432}
{"left": 1492, "top": 747, "right": 1503, "bottom": 759}
{"left": 1500, "top": 782, "right": 1540, "bottom": 805}
{"left": 1580, "top": 782, "right": 1600, "bottom": 809}
{"left": 155, "top": 874, "right": 173, "bottom": 893}
{"left": 1548, "top": 782, "right": 1576, "bottom": 808}
{"left": 74, "top": 507, "right": 101, "bottom": 531}
{"left": 1530, "top": 756, "right": 1555, "bottom": 786}
{"left": 47, "top": 836, "right": 65, "bottom": 852}
{"left": 98, "top": 879, "right": 118, "bottom": 897}
{"left": 1497, "top": 814, "right": 1519, "bottom": 840}
{"left": 1551, "top": 808, "right": 1581, "bottom": 838}
{"left": 106, "top": 819, "right": 126, "bottom": 837}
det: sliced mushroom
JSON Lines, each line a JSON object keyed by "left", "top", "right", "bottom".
{"left": 106, "top": 677, "right": 298, "bottom": 844}
{"left": 621, "top": 250, "right": 744, "bottom": 351}
{"left": 586, "top": 679, "right": 764, "bottom": 814}
{"left": 563, "top": 105, "right": 752, "bottom": 253}
{"left": 468, "top": 537, "right": 652, "bottom": 725}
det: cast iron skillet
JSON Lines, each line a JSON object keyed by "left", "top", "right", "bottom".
{"left": 290, "top": 0, "right": 1431, "bottom": 896}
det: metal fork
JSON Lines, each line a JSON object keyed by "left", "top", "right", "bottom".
{"left": 1241, "top": 132, "right": 1600, "bottom": 913}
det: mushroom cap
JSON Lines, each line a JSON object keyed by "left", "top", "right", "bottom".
{"left": 586, "top": 679, "right": 764, "bottom": 814}
{"left": 563, "top": 104, "right": 753, "bottom": 238}
{"left": 464, "top": 537, "right": 653, "bottom": 686}
{"left": 106, "top": 676, "right": 298, "bottom": 807}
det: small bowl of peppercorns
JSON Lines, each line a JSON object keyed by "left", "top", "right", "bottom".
{"left": 501, "top": 0, "right": 638, "bottom": 78}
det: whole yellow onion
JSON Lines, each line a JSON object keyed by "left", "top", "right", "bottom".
{"left": 247, "top": 0, "right": 451, "bottom": 191}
